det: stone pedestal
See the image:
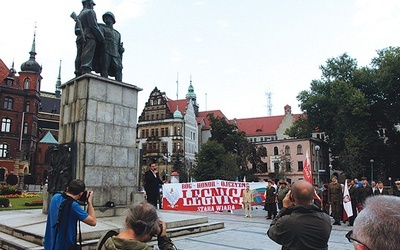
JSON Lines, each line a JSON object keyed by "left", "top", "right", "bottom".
{"left": 58, "top": 74, "right": 142, "bottom": 208}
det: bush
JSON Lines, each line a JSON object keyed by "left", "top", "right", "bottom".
{"left": 6, "top": 174, "right": 18, "bottom": 186}
{"left": 24, "top": 175, "right": 37, "bottom": 185}
{"left": 0, "top": 185, "right": 21, "bottom": 195}
{"left": 0, "top": 197, "right": 10, "bottom": 207}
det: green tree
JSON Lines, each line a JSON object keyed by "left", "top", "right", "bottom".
{"left": 192, "top": 140, "right": 239, "bottom": 181}
{"left": 288, "top": 50, "right": 400, "bottom": 179}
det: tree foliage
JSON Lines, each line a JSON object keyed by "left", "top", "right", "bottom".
{"left": 192, "top": 140, "right": 239, "bottom": 181}
{"left": 192, "top": 113, "right": 264, "bottom": 181}
{"left": 287, "top": 49, "right": 400, "bottom": 180}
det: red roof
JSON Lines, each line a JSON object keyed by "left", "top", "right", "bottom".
{"left": 166, "top": 98, "right": 189, "bottom": 115}
{"left": 232, "top": 114, "right": 302, "bottom": 136}
{"left": 197, "top": 110, "right": 227, "bottom": 130}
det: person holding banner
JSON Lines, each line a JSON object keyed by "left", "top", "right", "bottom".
{"left": 267, "top": 180, "right": 332, "bottom": 250}
{"left": 242, "top": 183, "right": 253, "bottom": 217}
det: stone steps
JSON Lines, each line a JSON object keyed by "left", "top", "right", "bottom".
{"left": 0, "top": 209, "right": 224, "bottom": 250}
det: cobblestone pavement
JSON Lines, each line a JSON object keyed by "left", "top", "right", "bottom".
{"left": 159, "top": 206, "right": 354, "bottom": 250}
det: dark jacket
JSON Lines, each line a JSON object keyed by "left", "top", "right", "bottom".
{"left": 357, "top": 185, "right": 373, "bottom": 205}
{"left": 267, "top": 204, "right": 332, "bottom": 250}
{"left": 374, "top": 188, "right": 389, "bottom": 195}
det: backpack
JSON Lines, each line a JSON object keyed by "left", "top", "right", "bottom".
{"left": 52, "top": 192, "right": 80, "bottom": 250}
{"left": 97, "top": 230, "right": 119, "bottom": 250}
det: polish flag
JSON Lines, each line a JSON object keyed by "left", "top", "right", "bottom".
{"left": 303, "top": 151, "right": 322, "bottom": 203}
{"left": 343, "top": 179, "right": 353, "bottom": 222}
{"left": 303, "top": 151, "right": 312, "bottom": 183}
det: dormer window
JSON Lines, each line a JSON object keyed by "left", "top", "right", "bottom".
{"left": 24, "top": 78, "right": 31, "bottom": 89}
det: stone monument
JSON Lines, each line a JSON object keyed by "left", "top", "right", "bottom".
{"left": 57, "top": 74, "right": 142, "bottom": 215}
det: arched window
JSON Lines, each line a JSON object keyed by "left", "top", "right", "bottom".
{"left": 274, "top": 146, "right": 278, "bottom": 155}
{"left": 297, "top": 144, "right": 303, "bottom": 155}
{"left": 285, "top": 145, "right": 290, "bottom": 155}
{"left": 24, "top": 78, "right": 31, "bottom": 89}
{"left": 1, "top": 118, "right": 11, "bottom": 132}
{"left": 25, "top": 101, "right": 30, "bottom": 112}
{"left": 3, "top": 97, "right": 13, "bottom": 110}
{"left": 0, "top": 144, "right": 9, "bottom": 158}
{"left": 23, "top": 122, "right": 28, "bottom": 134}
{"left": 36, "top": 79, "right": 40, "bottom": 91}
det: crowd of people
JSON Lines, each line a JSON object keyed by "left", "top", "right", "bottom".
{"left": 43, "top": 171, "right": 399, "bottom": 249}
{"left": 257, "top": 176, "right": 400, "bottom": 250}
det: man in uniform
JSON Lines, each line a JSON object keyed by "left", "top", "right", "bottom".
{"left": 74, "top": 0, "right": 104, "bottom": 76}
{"left": 277, "top": 181, "right": 289, "bottom": 211}
{"left": 99, "top": 11, "right": 124, "bottom": 81}
{"left": 393, "top": 180, "right": 400, "bottom": 196}
{"left": 264, "top": 181, "right": 277, "bottom": 219}
{"left": 328, "top": 175, "right": 343, "bottom": 225}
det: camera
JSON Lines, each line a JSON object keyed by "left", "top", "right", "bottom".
{"left": 78, "top": 190, "right": 88, "bottom": 204}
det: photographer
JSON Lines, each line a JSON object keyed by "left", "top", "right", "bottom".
{"left": 267, "top": 180, "right": 332, "bottom": 250}
{"left": 97, "top": 201, "right": 176, "bottom": 250}
{"left": 44, "top": 179, "right": 96, "bottom": 250}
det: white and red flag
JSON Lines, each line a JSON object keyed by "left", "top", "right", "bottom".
{"left": 303, "top": 151, "right": 322, "bottom": 202}
{"left": 303, "top": 151, "right": 313, "bottom": 183}
{"left": 343, "top": 179, "right": 353, "bottom": 222}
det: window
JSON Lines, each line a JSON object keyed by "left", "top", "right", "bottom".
{"left": 24, "top": 78, "right": 31, "bottom": 89}
{"left": 285, "top": 146, "right": 290, "bottom": 155}
{"left": 3, "top": 97, "right": 13, "bottom": 110}
{"left": 1, "top": 118, "right": 11, "bottom": 132}
{"left": 141, "top": 129, "right": 145, "bottom": 138}
{"left": 25, "top": 101, "right": 30, "bottom": 112}
{"left": 23, "top": 122, "right": 28, "bottom": 134}
{"left": 286, "top": 162, "right": 291, "bottom": 172}
{"left": 161, "top": 142, "right": 167, "bottom": 153}
{"left": 274, "top": 146, "right": 278, "bottom": 155}
{"left": 0, "top": 144, "right": 8, "bottom": 158}
{"left": 36, "top": 79, "right": 40, "bottom": 91}
{"left": 297, "top": 161, "right": 303, "bottom": 171}
{"left": 297, "top": 144, "right": 303, "bottom": 155}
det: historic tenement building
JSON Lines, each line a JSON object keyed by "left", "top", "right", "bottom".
{"left": 136, "top": 81, "right": 199, "bottom": 182}
{"left": 233, "top": 105, "right": 329, "bottom": 184}
{"left": 0, "top": 36, "right": 42, "bottom": 184}
{"left": 0, "top": 36, "right": 61, "bottom": 185}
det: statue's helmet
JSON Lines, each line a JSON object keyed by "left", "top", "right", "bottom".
{"left": 82, "top": 0, "right": 96, "bottom": 6}
{"left": 102, "top": 11, "right": 116, "bottom": 24}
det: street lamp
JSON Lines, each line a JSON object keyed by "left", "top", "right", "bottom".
{"left": 370, "top": 159, "right": 374, "bottom": 182}
{"left": 315, "top": 145, "right": 320, "bottom": 186}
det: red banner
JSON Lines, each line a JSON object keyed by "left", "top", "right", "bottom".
{"left": 303, "top": 151, "right": 312, "bottom": 183}
{"left": 162, "top": 180, "right": 267, "bottom": 212}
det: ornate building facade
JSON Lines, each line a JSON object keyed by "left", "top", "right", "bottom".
{"left": 136, "top": 81, "right": 199, "bottom": 183}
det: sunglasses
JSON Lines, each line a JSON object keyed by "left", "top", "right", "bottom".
{"left": 345, "top": 230, "right": 370, "bottom": 250}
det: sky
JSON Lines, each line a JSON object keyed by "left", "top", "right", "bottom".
{"left": 2, "top": 0, "right": 400, "bottom": 119}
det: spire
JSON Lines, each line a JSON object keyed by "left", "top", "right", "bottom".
{"left": 20, "top": 24, "right": 42, "bottom": 73}
{"left": 185, "top": 74, "right": 199, "bottom": 116}
{"left": 186, "top": 74, "right": 197, "bottom": 100}
{"left": 55, "top": 60, "right": 62, "bottom": 97}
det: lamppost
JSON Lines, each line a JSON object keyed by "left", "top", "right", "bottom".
{"left": 315, "top": 145, "right": 320, "bottom": 186}
{"left": 163, "top": 153, "right": 171, "bottom": 175}
{"left": 370, "top": 159, "right": 374, "bottom": 182}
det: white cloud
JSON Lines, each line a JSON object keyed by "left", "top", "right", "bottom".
{"left": 194, "top": 37, "right": 204, "bottom": 43}
{"left": 171, "top": 50, "right": 183, "bottom": 63}
{"left": 223, "top": 68, "right": 240, "bottom": 74}
{"left": 217, "top": 20, "right": 230, "bottom": 28}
